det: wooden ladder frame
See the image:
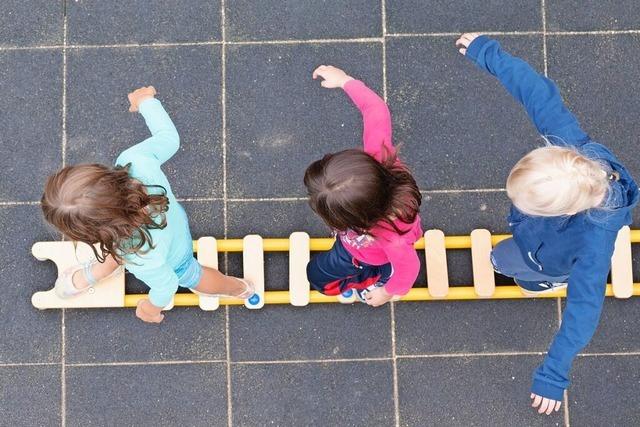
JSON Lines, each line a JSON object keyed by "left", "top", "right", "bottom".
{"left": 31, "top": 227, "right": 639, "bottom": 310}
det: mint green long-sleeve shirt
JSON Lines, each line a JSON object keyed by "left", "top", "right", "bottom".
{"left": 115, "top": 98, "right": 193, "bottom": 308}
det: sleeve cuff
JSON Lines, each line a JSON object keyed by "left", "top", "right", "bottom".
{"left": 466, "top": 35, "right": 493, "bottom": 62}
{"left": 342, "top": 78, "right": 362, "bottom": 93}
{"left": 138, "top": 97, "right": 161, "bottom": 115}
{"left": 531, "top": 378, "right": 565, "bottom": 401}
{"left": 148, "top": 291, "right": 173, "bottom": 309}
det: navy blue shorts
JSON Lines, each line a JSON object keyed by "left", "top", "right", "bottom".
{"left": 306, "top": 238, "right": 392, "bottom": 296}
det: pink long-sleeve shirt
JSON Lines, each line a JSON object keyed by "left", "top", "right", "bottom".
{"left": 338, "top": 79, "right": 423, "bottom": 296}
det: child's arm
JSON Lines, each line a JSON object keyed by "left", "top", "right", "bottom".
{"left": 127, "top": 260, "right": 180, "bottom": 323}
{"left": 312, "top": 65, "right": 394, "bottom": 161}
{"left": 382, "top": 241, "right": 421, "bottom": 296}
{"left": 124, "top": 86, "right": 180, "bottom": 164}
{"left": 458, "top": 34, "right": 589, "bottom": 146}
{"left": 530, "top": 233, "right": 614, "bottom": 403}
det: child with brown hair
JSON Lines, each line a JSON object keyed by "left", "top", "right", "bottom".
{"left": 41, "top": 86, "right": 254, "bottom": 323}
{"left": 304, "top": 66, "right": 423, "bottom": 307}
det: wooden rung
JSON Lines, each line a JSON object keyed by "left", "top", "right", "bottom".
{"left": 31, "top": 241, "right": 125, "bottom": 309}
{"left": 243, "top": 235, "right": 265, "bottom": 309}
{"left": 196, "top": 237, "right": 220, "bottom": 311}
{"left": 611, "top": 226, "right": 633, "bottom": 299}
{"left": 471, "top": 229, "right": 496, "bottom": 297}
{"left": 289, "top": 232, "right": 310, "bottom": 306}
{"left": 424, "top": 229, "right": 449, "bottom": 298}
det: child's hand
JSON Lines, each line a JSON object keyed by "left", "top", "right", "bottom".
{"left": 530, "top": 393, "right": 562, "bottom": 415}
{"left": 128, "top": 86, "right": 157, "bottom": 112}
{"left": 135, "top": 299, "right": 165, "bottom": 323}
{"left": 455, "top": 33, "right": 482, "bottom": 55}
{"left": 365, "top": 286, "right": 393, "bottom": 307}
{"left": 312, "top": 65, "right": 353, "bottom": 89}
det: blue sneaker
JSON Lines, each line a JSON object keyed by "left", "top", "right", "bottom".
{"left": 515, "top": 280, "right": 567, "bottom": 296}
{"left": 354, "top": 282, "right": 386, "bottom": 303}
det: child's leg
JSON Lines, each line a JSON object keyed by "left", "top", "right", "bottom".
{"left": 175, "top": 256, "right": 252, "bottom": 297}
{"left": 491, "top": 238, "right": 569, "bottom": 286}
{"left": 71, "top": 255, "right": 120, "bottom": 289}
{"left": 307, "top": 240, "right": 361, "bottom": 295}
{"left": 193, "top": 266, "right": 251, "bottom": 297}
{"left": 307, "top": 239, "right": 389, "bottom": 295}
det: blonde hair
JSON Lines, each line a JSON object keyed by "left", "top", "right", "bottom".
{"left": 506, "top": 146, "right": 610, "bottom": 217}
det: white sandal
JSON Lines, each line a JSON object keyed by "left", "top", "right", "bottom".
{"left": 190, "top": 278, "right": 255, "bottom": 299}
{"left": 54, "top": 261, "right": 123, "bottom": 299}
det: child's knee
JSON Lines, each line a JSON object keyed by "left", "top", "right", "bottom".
{"left": 490, "top": 239, "right": 517, "bottom": 276}
{"left": 306, "top": 260, "right": 324, "bottom": 292}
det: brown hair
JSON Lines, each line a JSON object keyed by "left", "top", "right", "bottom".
{"left": 304, "top": 149, "right": 421, "bottom": 235}
{"left": 41, "top": 163, "right": 169, "bottom": 263}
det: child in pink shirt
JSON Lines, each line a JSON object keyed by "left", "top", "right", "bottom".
{"left": 304, "top": 65, "right": 423, "bottom": 307}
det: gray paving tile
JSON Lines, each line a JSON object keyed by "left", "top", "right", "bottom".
{"left": 226, "top": 42, "right": 383, "bottom": 198}
{"left": 387, "top": 35, "right": 544, "bottom": 191}
{"left": 395, "top": 299, "right": 558, "bottom": 355}
{"left": 227, "top": 200, "right": 329, "bottom": 290}
{"left": 232, "top": 361, "right": 394, "bottom": 426}
{"left": 0, "top": 365, "right": 60, "bottom": 427}
{"left": 66, "top": 46, "right": 223, "bottom": 199}
{"left": 229, "top": 304, "right": 391, "bottom": 361}
{"left": 397, "top": 356, "right": 564, "bottom": 426}
{"left": 0, "top": 1, "right": 62, "bottom": 47}
{"left": 226, "top": 0, "right": 381, "bottom": 41}
{"left": 181, "top": 199, "right": 225, "bottom": 239}
{"left": 66, "top": 363, "right": 227, "bottom": 426}
{"left": 547, "top": 34, "right": 640, "bottom": 183}
{"left": 569, "top": 356, "right": 640, "bottom": 426}
{"left": 0, "top": 205, "right": 61, "bottom": 363}
{"left": 0, "top": 50, "right": 62, "bottom": 202}
{"left": 562, "top": 298, "right": 640, "bottom": 354}
{"left": 386, "top": 0, "right": 542, "bottom": 34}
{"left": 546, "top": 0, "right": 640, "bottom": 31}
{"left": 633, "top": 246, "right": 640, "bottom": 288}
{"left": 65, "top": 306, "right": 226, "bottom": 363}
{"left": 67, "top": 0, "right": 221, "bottom": 45}
{"left": 420, "top": 191, "right": 512, "bottom": 235}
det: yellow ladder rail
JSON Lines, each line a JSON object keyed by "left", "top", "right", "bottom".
{"left": 31, "top": 228, "right": 640, "bottom": 310}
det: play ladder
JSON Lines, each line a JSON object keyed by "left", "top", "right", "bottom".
{"left": 31, "top": 227, "right": 640, "bottom": 310}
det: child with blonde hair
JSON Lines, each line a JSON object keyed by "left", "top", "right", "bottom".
{"left": 41, "top": 86, "right": 254, "bottom": 323}
{"left": 457, "top": 33, "right": 638, "bottom": 415}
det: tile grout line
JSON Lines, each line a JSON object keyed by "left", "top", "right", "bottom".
{"left": 3, "top": 28, "right": 640, "bottom": 52}
{"left": 219, "top": 3, "right": 233, "bottom": 427}
{"left": 0, "top": 362, "right": 61, "bottom": 367}
{"left": 390, "top": 304, "right": 401, "bottom": 427}
{"left": 66, "top": 359, "right": 227, "bottom": 367}
{"left": 381, "top": 0, "right": 388, "bottom": 103}
{"left": 420, "top": 188, "right": 506, "bottom": 194}
{"left": 60, "top": 3, "right": 68, "bottom": 425}
{"left": 233, "top": 357, "right": 392, "bottom": 365}
{"left": 0, "top": 201, "right": 41, "bottom": 206}
{"left": 0, "top": 188, "right": 508, "bottom": 208}
{"left": 541, "top": 0, "right": 549, "bottom": 76}
{"left": 558, "top": 298, "right": 570, "bottom": 425}
{"left": 381, "top": 3, "right": 399, "bottom": 425}
{"left": 4, "top": 350, "right": 640, "bottom": 369}
{"left": 542, "top": 1, "right": 568, "bottom": 420}
{"left": 397, "top": 351, "right": 545, "bottom": 359}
